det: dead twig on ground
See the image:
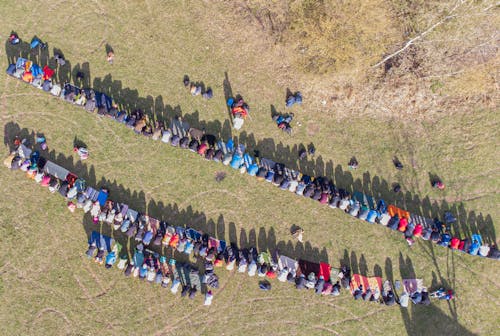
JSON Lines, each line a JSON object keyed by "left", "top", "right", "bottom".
{"left": 372, "top": 0, "right": 466, "bottom": 68}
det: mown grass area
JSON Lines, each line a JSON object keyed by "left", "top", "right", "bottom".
{"left": 0, "top": 1, "right": 498, "bottom": 335}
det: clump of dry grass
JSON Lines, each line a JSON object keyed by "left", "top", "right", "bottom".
{"left": 287, "top": 0, "right": 399, "bottom": 74}
{"left": 443, "top": 59, "right": 499, "bottom": 98}
{"left": 236, "top": 0, "right": 400, "bottom": 74}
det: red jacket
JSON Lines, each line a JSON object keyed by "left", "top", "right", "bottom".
{"left": 197, "top": 143, "right": 208, "bottom": 155}
{"left": 169, "top": 234, "right": 179, "bottom": 248}
{"left": 398, "top": 217, "right": 408, "bottom": 232}
{"left": 450, "top": 237, "right": 460, "bottom": 249}
{"left": 231, "top": 106, "right": 248, "bottom": 118}
{"left": 413, "top": 224, "right": 423, "bottom": 237}
{"left": 319, "top": 193, "right": 329, "bottom": 204}
{"left": 266, "top": 270, "right": 277, "bottom": 279}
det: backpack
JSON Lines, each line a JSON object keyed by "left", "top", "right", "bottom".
{"left": 286, "top": 95, "right": 296, "bottom": 107}
{"left": 170, "top": 135, "right": 180, "bottom": 147}
{"left": 188, "top": 139, "right": 199, "bottom": 152}
{"left": 179, "top": 136, "right": 189, "bottom": 148}
{"left": 6, "top": 64, "right": 16, "bottom": 76}
{"left": 204, "top": 148, "right": 214, "bottom": 160}
{"left": 9, "top": 34, "right": 20, "bottom": 45}
{"left": 197, "top": 143, "right": 208, "bottom": 155}
{"left": 298, "top": 148, "right": 307, "bottom": 160}
{"left": 85, "top": 99, "right": 96, "bottom": 113}
{"left": 30, "top": 37, "right": 41, "bottom": 49}
{"left": 294, "top": 92, "right": 302, "bottom": 104}
{"left": 161, "top": 130, "right": 172, "bottom": 143}
{"left": 202, "top": 88, "right": 213, "bottom": 99}
{"left": 308, "top": 145, "right": 316, "bottom": 155}
{"left": 42, "top": 80, "right": 51, "bottom": 92}
{"left": 213, "top": 149, "right": 223, "bottom": 162}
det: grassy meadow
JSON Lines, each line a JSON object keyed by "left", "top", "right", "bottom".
{"left": 0, "top": 1, "right": 498, "bottom": 335}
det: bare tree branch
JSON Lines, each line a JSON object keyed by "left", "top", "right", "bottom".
{"left": 372, "top": 0, "right": 466, "bottom": 68}
{"left": 482, "top": 2, "right": 500, "bottom": 11}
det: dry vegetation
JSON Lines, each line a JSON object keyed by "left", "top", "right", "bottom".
{"left": 230, "top": 0, "right": 400, "bottom": 74}
{"left": 226, "top": 0, "right": 498, "bottom": 119}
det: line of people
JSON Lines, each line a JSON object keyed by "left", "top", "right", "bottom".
{"left": 5, "top": 51, "right": 499, "bottom": 261}
{"left": 5, "top": 138, "right": 459, "bottom": 308}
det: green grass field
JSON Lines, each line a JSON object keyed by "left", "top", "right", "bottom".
{"left": 0, "top": 1, "right": 498, "bottom": 335}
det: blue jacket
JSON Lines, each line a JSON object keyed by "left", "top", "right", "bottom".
{"left": 143, "top": 231, "right": 153, "bottom": 245}
{"left": 247, "top": 164, "right": 259, "bottom": 176}
{"left": 469, "top": 241, "right": 480, "bottom": 255}
{"left": 366, "top": 210, "right": 378, "bottom": 223}
{"left": 139, "top": 266, "right": 148, "bottom": 278}
{"left": 105, "top": 251, "right": 116, "bottom": 266}
{"left": 230, "top": 154, "right": 243, "bottom": 169}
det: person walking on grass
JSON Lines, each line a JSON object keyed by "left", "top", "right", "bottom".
{"left": 107, "top": 51, "right": 114, "bottom": 64}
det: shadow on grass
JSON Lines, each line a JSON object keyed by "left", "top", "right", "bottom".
{"left": 4, "top": 38, "right": 496, "bottom": 246}
{"left": 223, "top": 71, "right": 233, "bottom": 129}
{"left": 82, "top": 195, "right": 476, "bottom": 336}
{"left": 3, "top": 122, "right": 479, "bottom": 335}
{"left": 5, "top": 34, "right": 49, "bottom": 67}
{"left": 396, "top": 251, "right": 474, "bottom": 336}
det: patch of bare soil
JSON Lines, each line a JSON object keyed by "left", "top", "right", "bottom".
{"left": 203, "top": 1, "right": 498, "bottom": 122}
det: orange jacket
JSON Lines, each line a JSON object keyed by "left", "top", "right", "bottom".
{"left": 22, "top": 71, "right": 34, "bottom": 83}
{"left": 168, "top": 234, "right": 179, "bottom": 248}
{"left": 231, "top": 106, "right": 248, "bottom": 118}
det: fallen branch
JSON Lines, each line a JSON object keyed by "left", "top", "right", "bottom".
{"left": 372, "top": 0, "right": 465, "bottom": 68}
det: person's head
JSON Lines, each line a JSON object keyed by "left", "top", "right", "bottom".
{"left": 306, "top": 144, "right": 315, "bottom": 155}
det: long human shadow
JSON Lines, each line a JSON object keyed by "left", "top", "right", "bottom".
{"left": 4, "top": 38, "right": 496, "bottom": 246}
{"left": 392, "top": 252, "right": 473, "bottom": 336}
{"left": 2, "top": 123, "right": 330, "bottom": 266}
{"left": 4, "top": 122, "right": 478, "bottom": 335}
{"left": 222, "top": 71, "right": 234, "bottom": 130}
{"left": 382, "top": 247, "right": 471, "bottom": 336}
